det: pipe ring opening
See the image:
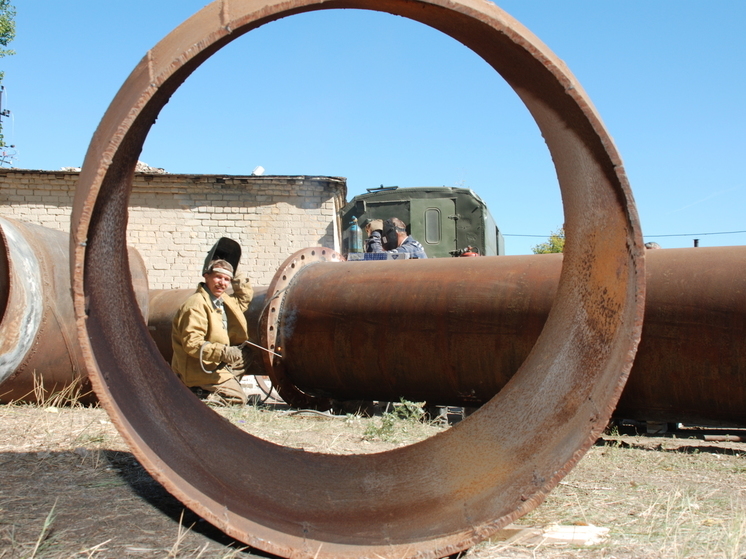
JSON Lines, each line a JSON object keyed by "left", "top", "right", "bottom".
{"left": 71, "top": 1, "right": 645, "bottom": 557}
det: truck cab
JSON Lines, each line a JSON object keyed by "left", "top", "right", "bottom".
{"left": 339, "top": 186, "right": 504, "bottom": 258}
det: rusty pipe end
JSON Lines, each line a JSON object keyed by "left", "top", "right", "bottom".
{"left": 71, "top": 1, "right": 645, "bottom": 557}
{"left": 260, "top": 247, "right": 343, "bottom": 410}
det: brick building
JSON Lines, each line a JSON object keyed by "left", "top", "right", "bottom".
{"left": 0, "top": 169, "right": 347, "bottom": 289}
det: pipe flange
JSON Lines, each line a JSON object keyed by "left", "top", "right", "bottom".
{"left": 261, "top": 247, "right": 342, "bottom": 409}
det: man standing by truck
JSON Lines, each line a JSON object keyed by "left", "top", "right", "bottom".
{"left": 379, "top": 217, "right": 428, "bottom": 259}
{"left": 364, "top": 218, "right": 384, "bottom": 252}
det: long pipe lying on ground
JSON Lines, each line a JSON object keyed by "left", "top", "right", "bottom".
{"left": 261, "top": 246, "right": 746, "bottom": 427}
{"left": 3, "top": 220, "right": 743, "bottom": 429}
{"left": 0, "top": 217, "right": 149, "bottom": 403}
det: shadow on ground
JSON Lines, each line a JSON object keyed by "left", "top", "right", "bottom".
{"left": 0, "top": 449, "right": 278, "bottom": 558}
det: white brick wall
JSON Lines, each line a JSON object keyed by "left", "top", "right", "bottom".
{"left": 0, "top": 170, "right": 346, "bottom": 289}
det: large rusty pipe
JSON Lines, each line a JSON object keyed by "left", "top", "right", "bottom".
{"left": 262, "top": 250, "right": 561, "bottom": 409}
{"left": 0, "top": 217, "right": 149, "bottom": 403}
{"left": 146, "top": 288, "right": 194, "bottom": 364}
{"left": 615, "top": 246, "right": 746, "bottom": 426}
{"left": 266, "top": 246, "right": 746, "bottom": 426}
{"left": 70, "top": 1, "right": 644, "bottom": 558}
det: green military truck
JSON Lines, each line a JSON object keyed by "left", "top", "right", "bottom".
{"left": 339, "top": 186, "right": 504, "bottom": 258}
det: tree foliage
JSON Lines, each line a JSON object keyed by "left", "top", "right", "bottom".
{"left": 0, "top": 0, "right": 14, "bottom": 66}
{"left": 531, "top": 227, "right": 565, "bottom": 254}
{"left": 0, "top": 0, "right": 13, "bottom": 51}
{"left": 0, "top": 0, "right": 15, "bottom": 149}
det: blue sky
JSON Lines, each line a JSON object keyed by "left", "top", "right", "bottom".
{"left": 3, "top": 1, "right": 745, "bottom": 255}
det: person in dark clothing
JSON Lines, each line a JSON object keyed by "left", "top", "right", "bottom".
{"left": 364, "top": 218, "right": 384, "bottom": 252}
{"left": 380, "top": 217, "right": 428, "bottom": 259}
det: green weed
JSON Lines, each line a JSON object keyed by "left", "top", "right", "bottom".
{"left": 363, "top": 399, "right": 426, "bottom": 442}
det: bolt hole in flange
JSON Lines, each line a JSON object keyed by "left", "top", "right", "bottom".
{"left": 70, "top": 1, "right": 644, "bottom": 558}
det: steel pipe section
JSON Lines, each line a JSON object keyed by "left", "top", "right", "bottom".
{"left": 269, "top": 247, "right": 746, "bottom": 426}
{"left": 146, "top": 288, "right": 194, "bottom": 365}
{"left": 263, "top": 250, "right": 561, "bottom": 409}
{"left": 0, "top": 217, "right": 148, "bottom": 403}
{"left": 70, "top": 1, "right": 644, "bottom": 557}
{"left": 615, "top": 246, "right": 746, "bottom": 426}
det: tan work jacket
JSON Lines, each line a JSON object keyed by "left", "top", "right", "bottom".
{"left": 171, "top": 279, "right": 253, "bottom": 387}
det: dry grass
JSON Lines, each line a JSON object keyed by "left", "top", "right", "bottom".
{"left": 216, "top": 399, "right": 444, "bottom": 454}
{"left": 2, "top": 399, "right": 746, "bottom": 558}
{"left": 29, "top": 372, "right": 93, "bottom": 410}
{"left": 467, "top": 437, "right": 746, "bottom": 559}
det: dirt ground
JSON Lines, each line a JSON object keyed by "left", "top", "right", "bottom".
{"left": 1, "top": 402, "right": 745, "bottom": 559}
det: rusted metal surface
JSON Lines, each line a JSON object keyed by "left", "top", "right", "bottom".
{"left": 70, "top": 1, "right": 644, "bottom": 558}
{"left": 260, "top": 247, "right": 342, "bottom": 409}
{"left": 0, "top": 217, "right": 148, "bottom": 403}
{"left": 615, "top": 246, "right": 746, "bottom": 426}
{"left": 263, "top": 250, "right": 560, "bottom": 409}
{"left": 145, "top": 288, "right": 194, "bottom": 365}
{"left": 269, "top": 247, "right": 746, "bottom": 426}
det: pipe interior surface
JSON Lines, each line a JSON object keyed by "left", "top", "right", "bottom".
{"left": 0, "top": 222, "right": 8, "bottom": 318}
{"left": 0, "top": 217, "right": 150, "bottom": 402}
{"left": 71, "top": 1, "right": 645, "bottom": 557}
{"left": 0, "top": 217, "right": 43, "bottom": 387}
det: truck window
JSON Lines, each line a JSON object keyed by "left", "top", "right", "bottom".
{"left": 425, "top": 208, "right": 441, "bottom": 244}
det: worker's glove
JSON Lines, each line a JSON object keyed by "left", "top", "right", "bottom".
{"left": 365, "top": 219, "right": 384, "bottom": 237}
{"left": 221, "top": 344, "right": 244, "bottom": 366}
{"left": 231, "top": 272, "right": 252, "bottom": 296}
